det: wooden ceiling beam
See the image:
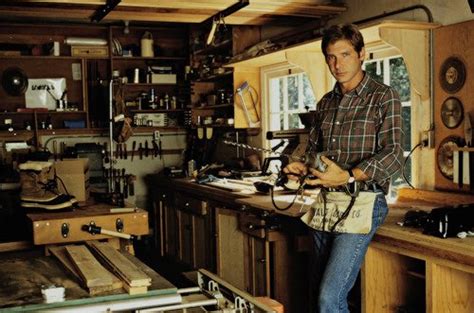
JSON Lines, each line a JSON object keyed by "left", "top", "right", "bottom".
{"left": 0, "top": 1, "right": 346, "bottom": 25}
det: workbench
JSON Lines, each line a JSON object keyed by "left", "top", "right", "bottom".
{"left": 149, "top": 175, "right": 474, "bottom": 313}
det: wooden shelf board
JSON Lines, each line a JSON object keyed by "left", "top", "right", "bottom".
{"left": 193, "top": 103, "right": 233, "bottom": 110}
{"left": 194, "top": 70, "right": 233, "bottom": 82}
{"left": 130, "top": 109, "right": 185, "bottom": 113}
{"left": 193, "top": 39, "right": 232, "bottom": 56}
{"left": 112, "top": 56, "right": 186, "bottom": 61}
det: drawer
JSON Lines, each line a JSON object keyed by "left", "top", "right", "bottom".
{"left": 239, "top": 213, "right": 285, "bottom": 241}
{"left": 175, "top": 195, "right": 208, "bottom": 216}
{"left": 239, "top": 213, "right": 267, "bottom": 239}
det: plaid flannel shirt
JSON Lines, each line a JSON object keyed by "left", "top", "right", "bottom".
{"left": 310, "top": 72, "right": 403, "bottom": 193}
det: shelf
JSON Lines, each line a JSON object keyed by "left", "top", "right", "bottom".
{"left": 112, "top": 56, "right": 186, "bottom": 61}
{"left": 194, "top": 70, "right": 233, "bottom": 82}
{"left": 122, "top": 83, "right": 178, "bottom": 87}
{"left": 133, "top": 126, "right": 186, "bottom": 133}
{"left": 130, "top": 109, "right": 185, "bottom": 113}
{"left": 193, "top": 124, "right": 234, "bottom": 128}
{"left": 193, "top": 103, "right": 233, "bottom": 110}
{"left": 2, "top": 110, "right": 86, "bottom": 115}
{"left": 193, "top": 39, "right": 232, "bottom": 56}
{"left": 0, "top": 55, "right": 93, "bottom": 60}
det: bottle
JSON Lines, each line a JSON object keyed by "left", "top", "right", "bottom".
{"left": 164, "top": 93, "right": 170, "bottom": 110}
{"left": 187, "top": 159, "right": 196, "bottom": 177}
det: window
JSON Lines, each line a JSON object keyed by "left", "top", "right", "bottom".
{"left": 268, "top": 70, "right": 316, "bottom": 132}
{"left": 363, "top": 56, "right": 411, "bottom": 196}
{"left": 263, "top": 66, "right": 316, "bottom": 156}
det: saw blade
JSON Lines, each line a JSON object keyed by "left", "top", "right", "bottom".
{"left": 437, "top": 135, "right": 463, "bottom": 179}
{"left": 441, "top": 97, "right": 464, "bottom": 129}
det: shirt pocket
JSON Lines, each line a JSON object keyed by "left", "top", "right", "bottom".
{"left": 342, "top": 116, "right": 377, "bottom": 153}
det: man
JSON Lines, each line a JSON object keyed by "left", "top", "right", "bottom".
{"left": 284, "top": 24, "right": 403, "bottom": 312}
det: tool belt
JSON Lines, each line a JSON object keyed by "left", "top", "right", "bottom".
{"left": 301, "top": 187, "right": 379, "bottom": 234}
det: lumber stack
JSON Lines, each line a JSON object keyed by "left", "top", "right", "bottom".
{"left": 89, "top": 241, "right": 152, "bottom": 295}
{"left": 48, "top": 242, "right": 151, "bottom": 295}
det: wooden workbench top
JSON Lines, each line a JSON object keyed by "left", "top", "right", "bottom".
{"left": 153, "top": 177, "right": 474, "bottom": 269}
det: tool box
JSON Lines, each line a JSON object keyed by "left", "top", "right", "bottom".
{"left": 27, "top": 205, "right": 148, "bottom": 245}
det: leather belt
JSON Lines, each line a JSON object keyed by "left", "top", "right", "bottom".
{"left": 326, "top": 182, "right": 381, "bottom": 193}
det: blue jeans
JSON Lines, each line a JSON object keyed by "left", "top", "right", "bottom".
{"left": 310, "top": 192, "right": 388, "bottom": 313}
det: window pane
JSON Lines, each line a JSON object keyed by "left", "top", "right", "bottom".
{"left": 389, "top": 57, "right": 411, "bottom": 102}
{"left": 303, "top": 74, "right": 316, "bottom": 108}
{"left": 289, "top": 114, "right": 300, "bottom": 129}
{"left": 288, "top": 75, "right": 299, "bottom": 110}
{"left": 402, "top": 106, "right": 411, "bottom": 151}
{"left": 279, "top": 78, "right": 284, "bottom": 111}
{"left": 364, "top": 61, "right": 384, "bottom": 83}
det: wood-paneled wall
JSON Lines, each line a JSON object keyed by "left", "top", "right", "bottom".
{"left": 434, "top": 19, "right": 474, "bottom": 192}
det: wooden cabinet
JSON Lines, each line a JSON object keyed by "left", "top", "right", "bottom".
{"left": 109, "top": 26, "right": 189, "bottom": 129}
{"left": 175, "top": 194, "right": 215, "bottom": 271}
{"left": 152, "top": 189, "right": 179, "bottom": 259}
{"left": 215, "top": 205, "right": 311, "bottom": 313}
{"left": 0, "top": 22, "right": 189, "bottom": 141}
{"left": 152, "top": 188, "right": 215, "bottom": 271}
{"left": 189, "top": 25, "right": 260, "bottom": 129}
{"left": 362, "top": 241, "right": 474, "bottom": 313}
{"left": 0, "top": 23, "right": 108, "bottom": 136}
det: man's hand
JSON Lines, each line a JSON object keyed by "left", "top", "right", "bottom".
{"left": 305, "top": 155, "right": 349, "bottom": 187}
{"left": 282, "top": 161, "right": 307, "bottom": 181}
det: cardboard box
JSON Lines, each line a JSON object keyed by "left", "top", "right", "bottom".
{"left": 55, "top": 158, "right": 90, "bottom": 201}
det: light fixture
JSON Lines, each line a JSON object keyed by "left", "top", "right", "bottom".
{"left": 123, "top": 20, "right": 130, "bottom": 35}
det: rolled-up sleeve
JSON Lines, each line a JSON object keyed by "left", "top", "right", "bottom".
{"left": 356, "top": 88, "right": 403, "bottom": 186}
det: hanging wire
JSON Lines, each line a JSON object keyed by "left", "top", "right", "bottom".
{"left": 403, "top": 142, "right": 422, "bottom": 189}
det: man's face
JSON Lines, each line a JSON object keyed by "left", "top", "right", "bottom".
{"left": 325, "top": 39, "right": 365, "bottom": 90}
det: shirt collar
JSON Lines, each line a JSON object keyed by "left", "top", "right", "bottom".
{"left": 331, "top": 71, "right": 371, "bottom": 98}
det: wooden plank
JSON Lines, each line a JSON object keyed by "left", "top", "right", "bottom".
{"left": 0, "top": 241, "right": 32, "bottom": 252}
{"left": 90, "top": 242, "right": 151, "bottom": 287}
{"left": 65, "top": 245, "right": 113, "bottom": 288}
{"left": 49, "top": 246, "right": 123, "bottom": 294}
{"left": 121, "top": 250, "right": 175, "bottom": 291}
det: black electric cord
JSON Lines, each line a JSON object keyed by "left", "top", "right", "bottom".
{"left": 403, "top": 143, "right": 422, "bottom": 189}
{"left": 270, "top": 171, "right": 307, "bottom": 211}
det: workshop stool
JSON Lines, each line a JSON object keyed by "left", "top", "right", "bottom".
{"left": 255, "top": 297, "right": 284, "bottom": 313}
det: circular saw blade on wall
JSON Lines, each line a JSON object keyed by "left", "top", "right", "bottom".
{"left": 1, "top": 66, "right": 28, "bottom": 96}
{"left": 441, "top": 97, "right": 464, "bottom": 129}
{"left": 436, "top": 135, "right": 463, "bottom": 180}
{"left": 439, "top": 56, "right": 466, "bottom": 94}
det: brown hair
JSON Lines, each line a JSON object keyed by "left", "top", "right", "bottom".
{"left": 321, "top": 24, "right": 365, "bottom": 57}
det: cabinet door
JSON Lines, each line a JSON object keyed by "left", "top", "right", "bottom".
{"left": 177, "top": 209, "right": 193, "bottom": 265}
{"left": 248, "top": 236, "right": 270, "bottom": 296}
{"left": 163, "top": 193, "right": 179, "bottom": 259}
{"left": 215, "top": 207, "right": 247, "bottom": 291}
{"left": 176, "top": 195, "right": 215, "bottom": 270}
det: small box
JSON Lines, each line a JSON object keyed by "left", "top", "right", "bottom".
{"left": 71, "top": 45, "right": 109, "bottom": 57}
{"left": 151, "top": 73, "right": 176, "bottom": 84}
{"left": 54, "top": 158, "right": 90, "bottom": 202}
{"left": 135, "top": 113, "right": 167, "bottom": 127}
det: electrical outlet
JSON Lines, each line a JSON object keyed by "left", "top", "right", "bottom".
{"left": 421, "top": 130, "right": 435, "bottom": 149}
